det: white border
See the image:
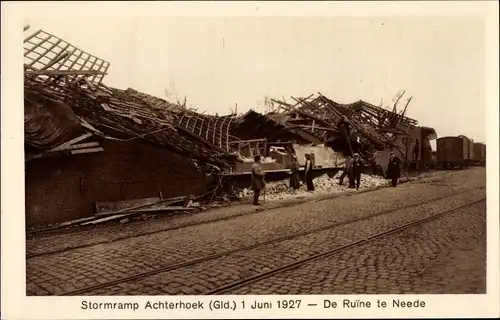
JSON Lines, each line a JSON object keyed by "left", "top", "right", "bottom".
{"left": 2, "top": 1, "right": 499, "bottom": 319}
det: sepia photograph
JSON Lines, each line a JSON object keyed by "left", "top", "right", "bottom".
{"left": 1, "top": 1, "right": 498, "bottom": 318}
{"left": 22, "top": 14, "right": 488, "bottom": 297}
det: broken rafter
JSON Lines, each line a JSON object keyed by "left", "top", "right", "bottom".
{"left": 25, "top": 69, "right": 108, "bottom": 76}
{"left": 24, "top": 30, "right": 111, "bottom": 85}
{"left": 40, "top": 50, "right": 70, "bottom": 71}
{"left": 392, "top": 90, "right": 406, "bottom": 114}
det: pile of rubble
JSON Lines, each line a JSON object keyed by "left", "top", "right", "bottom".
{"left": 238, "top": 172, "right": 389, "bottom": 202}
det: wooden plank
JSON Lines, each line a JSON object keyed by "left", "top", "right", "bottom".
{"left": 59, "top": 216, "right": 97, "bottom": 227}
{"left": 97, "top": 197, "right": 161, "bottom": 213}
{"left": 56, "top": 142, "right": 100, "bottom": 151}
{"left": 40, "top": 50, "right": 70, "bottom": 71}
{"left": 212, "top": 117, "right": 220, "bottom": 146}
{"left": 95, "top": 197, "right": 188, "bottom": 217}
{"left": 70, "top": 147, "right": 104, "bottom": 155}
{"left": 49, "top": 133, "right": 93, "bottom": 151}
{"left": 81, "top": 213, "right": 133, "bottom": 225}
{"left": 226, "top": 117, "right": 234, "bottom": 151}
{"left": 219, "top": 116, "right": 228, "bottom": 148}
{"left": 229, "top": 138, "right": 267, "bottom": 144}
{"left": 82, "top": 206, "right": 197, "bottom": 225}
{"left": 83, "top": 77, "right": 96, "bottom": 90}
{"left": 26, "top": 69, "right": 108, "bottom": 76}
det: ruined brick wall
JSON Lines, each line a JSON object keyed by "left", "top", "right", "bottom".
{"left": 25, "top": 138, "right": 206, "bottom": 228}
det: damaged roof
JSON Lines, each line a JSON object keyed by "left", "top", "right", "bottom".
{"left": 23, "top": 29, "right": 239, "bottom": 168}
{"left": 24, "top": 29, "right": 110, "bottom": 85}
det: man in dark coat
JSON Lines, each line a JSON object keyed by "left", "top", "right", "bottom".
{"left": 414, "top": 139, "right": 420, "bottom": 161}
{"left": 304, "top": 154, "right": 315, "bottom": 192}
{"left": 351, "top": 153, "right": 364, "bottom": 190}
{"left": 289, "top": 154, "right": 301, "bottom": 192}
{"left": 387, "top": 151, "right": 402, "bottom": 187}
{"left": 338, "top": 156, "right": 352, "bottom": 186}
{"left": 251, "top": 155, "right": 266, "bottom": 205}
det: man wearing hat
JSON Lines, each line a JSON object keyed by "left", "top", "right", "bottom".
{"left": 289, "top": 154, "right": 301, "bottom": 192}
{"left": 351, "top": 153, "right": 364, "bottom": 190}
{"left": 304, "top": 154, "right": 315, "bottom": 192}
{"left": 338, "top": 155, "right": 352, "bottom": 186}
{"left": 251, "top": 155, "right": 266, "bottom": 205}
{"left": 387, "top": 151, "right": 402, "bottom": 187}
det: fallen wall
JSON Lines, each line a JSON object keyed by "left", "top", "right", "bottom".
{"left": 25, "top": 138, "right": 207, "bottom": 228}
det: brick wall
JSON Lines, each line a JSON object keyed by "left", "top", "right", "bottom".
{"left": 25, "top": 138, "right": 206, "bottom": 228}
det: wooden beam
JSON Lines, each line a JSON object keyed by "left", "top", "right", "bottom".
{"left": 56, "top": 142, "right": 100, "bottom": 151}
{"left": 40, "top": 50, "right": 70, "bottom": 71}
{"left": 25, "top": 69, "right": 108, "bottom": 76}
{"left": 71, "top": 147, "right": 104, "bottom": 155}
{"left": 229, "top": 138, "right": 267, "bottom": 144}
{"left": 49, "top": 133, "right": 93, "bottom": 152}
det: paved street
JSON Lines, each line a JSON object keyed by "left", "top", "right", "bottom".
{"left": 26, "top": 167, "right": 487, "bottom": 295}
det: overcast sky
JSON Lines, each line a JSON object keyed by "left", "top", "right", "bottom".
{"left": 24, "top": 15, "right": 486, "bottom": 143}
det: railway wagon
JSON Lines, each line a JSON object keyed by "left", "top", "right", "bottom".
{"left": 468, "top": 138, "right": 475, "bottom": 163}
{"left": 436, "top": 136, "right": 468, "bottom": 169}
{"left": 458, "top": 135, "right": 474, "bottom": 166}
{"left": 473, "top": 142, "right": 486, "bottom": 166}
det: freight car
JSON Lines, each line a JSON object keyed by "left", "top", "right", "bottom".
{"left": 458, "top": 135, "right": 474, "bottom": 166}
{"left": 436, "top": 136, "right": 469, "bottom": 169}
{"left": 472, "top": 142, "right": 486, "bottom": 166}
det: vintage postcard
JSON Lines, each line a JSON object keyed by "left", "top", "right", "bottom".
{"left": 1, "top": 1, "right": 499, "bottom": 319}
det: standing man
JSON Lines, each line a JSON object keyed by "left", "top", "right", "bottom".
{"left": 351, "top": 153, "right": 364, "bottom": 190}
{"left": 289, "top": 154, "right": 301, "bottom": 193}
{"left": 251, "top": 155, "right": 266, "bottom": 205}
{"left": 338, "top": 155, "right": 352, "bottom": 186}
{"left": 387, "top": 151, "right": 402, "bottom": 187}
{"left": 304, "top": 154, "right": 315, "bottom": 192}
{"left": 414, "top": 139, "right": 420, "bottom": 161}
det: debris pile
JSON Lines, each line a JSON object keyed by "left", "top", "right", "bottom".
{"left": 238, "top": 173, "right": 389, "bottom": 202}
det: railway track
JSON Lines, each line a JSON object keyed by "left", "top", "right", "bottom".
{"left": 206, "top": 198, "right": 486, "bottom": 295}
{"left": 59, "top": 193, "right": 485, "bottom": 296}
{"left": 27, "top": 186, "right": 484, "bottom": 259}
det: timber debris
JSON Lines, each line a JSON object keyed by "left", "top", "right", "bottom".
{"left": 24, "top": 27, "right": 437, "bottom": 232}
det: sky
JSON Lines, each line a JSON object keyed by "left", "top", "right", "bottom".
{"left": 24, "top": 16, "right": 486, "bottom": 144}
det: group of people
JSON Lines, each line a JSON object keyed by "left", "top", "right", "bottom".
{"left": 250, "top": 153, "right": 315, "bottom": 206}
{"left": 339, "top": 151, "right": 402, "bottom": 189}
{"left": 338, "top": 153, "right": 364, "bottom": 189}
{"left": 250, "top": 151, "right": 402, "bottom": 206}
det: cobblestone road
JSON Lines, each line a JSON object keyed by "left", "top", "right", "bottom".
{"left": 26, "top": 168, "right": 486, "bottom": 295}
{"left": 25, "top": 170, "right": 458, "bottom": 256}
{"left": 228, "top": 201, "right": 486, "bottom": 295}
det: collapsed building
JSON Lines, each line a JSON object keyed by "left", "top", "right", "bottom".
{"left": 24, "top": 29, "right": 239, "bottom": 228}
{"left": 24, "top": 28, "right": 436, "bottom": 230}
{"left": 233, "top": 93, "right": 437, "bottom": 173}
